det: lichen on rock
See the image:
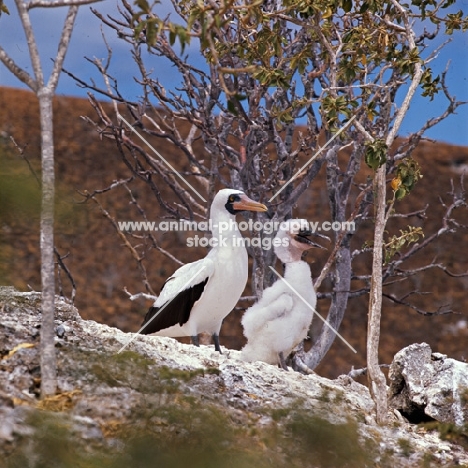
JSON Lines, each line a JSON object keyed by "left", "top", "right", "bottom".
{"left": 1, "top": 287, "right": 468, "bottom": 467}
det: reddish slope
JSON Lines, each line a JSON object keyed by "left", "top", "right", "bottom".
{"left": 1, "top": 86, "right": 467, "bottom": 378}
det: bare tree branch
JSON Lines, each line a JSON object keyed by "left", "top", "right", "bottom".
{"left": 27, "top": 0, "right": 102, "bottom": 9}
{"left": 348, "top": 364, "right": 390, "bottom": 380}
{"left": 54, "top": 248, "right": 76, "bottom": 303}
{"left": 383, "top": 291, "right": 454, "bottom": 316}
{"left": 387, "top": 0, "right": 424, "bottom": 147}
{"left": 48, "top": 5, "right": 79, "bottom": 91}
{"left": 0, "top": 46, "right": 37, "bottom": 91}
{"left": 15, "top": 0, "right": 44, "bottom": 87}
{"left": 85, "top": 191, "right": 157, "bottom": 296}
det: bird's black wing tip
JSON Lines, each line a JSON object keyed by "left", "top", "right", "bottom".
{"left": 140, "top": 306, "right": 159, "bottom": 335}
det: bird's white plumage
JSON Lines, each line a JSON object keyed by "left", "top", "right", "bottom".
{"left": 153, "top": 258, "right": 215, "bottom": 308}
{"left": 241, "top": 219, "right": 318, "bottom": 366}
{"left": 143, "top": 189, "right": 267, "bottom": 346}
{"left": 151, "top": 240, "right": 247, "bottom": 337}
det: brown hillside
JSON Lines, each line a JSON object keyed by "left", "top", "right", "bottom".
{"left": 0, "top": 86, "right": 467, "bottom": 379}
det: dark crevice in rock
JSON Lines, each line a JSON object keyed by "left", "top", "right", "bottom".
{"left": 398, "top": 405, "right": 436, "bottom": 424}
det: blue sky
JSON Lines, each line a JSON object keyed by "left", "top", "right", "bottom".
{"left": 1, "top": 0, "right": 467, "bottom": 146}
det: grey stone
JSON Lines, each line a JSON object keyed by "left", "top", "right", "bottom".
{"left": 1, "top": 289, "right": 468, "bottom": 466}
{"left": 389, "top": 342, "right": 468, "bottom": 425}
{"left": 56, "top": 324, "right": 66, "bottom": 338}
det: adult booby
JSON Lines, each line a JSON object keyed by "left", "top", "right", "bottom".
{"left": 241, "top": 219, "right": 328, "bottom": 369}
{"left": 140, "top": 189, "right": 268, "bottom": 352}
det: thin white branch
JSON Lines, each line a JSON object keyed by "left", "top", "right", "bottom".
{"left": 387, "top": 0, "right": 424, "bottom": 147}
{"left": 424, "top": 38, "right": 451, "bottom": 65}
{"left": 27, "top": 0, "right": 102, "bottom": 9}
{"left": 123, "top": 288, "right": 158, "bottom": 303}
{"left": 269, "top": 115, "right": 356, "bottom": 202}
{"left": 15, "top": 0, "right": 44, "bottom": 87}
{"left": 94, "top": 54, "right": 119, "bottom": 116}
{"left": 377, "top": 14, "right": 406, "bottom": 32}
{"left": 0, "top": 46, "right": 37, "bottom": 91}
{"left": 354, "top": 119, "right": 374, "bottom": 142}
{"left": 48, "top": 5, "right": 79, "bottom": 91}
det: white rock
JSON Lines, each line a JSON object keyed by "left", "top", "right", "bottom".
{"left": 389, "top": 342, "right": 468, "bottom": 425}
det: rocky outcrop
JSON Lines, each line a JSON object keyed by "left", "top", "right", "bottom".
{"left": 1, "top": 287, "right": 468, "bottom": 467}
{"left": 389, "top": 342, "right": 468, "bottom": 426}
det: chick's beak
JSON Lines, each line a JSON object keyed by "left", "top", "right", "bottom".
{"left": 233, "top": 194, "right": 268, "bottom": 212}
{"left": 294, "top": 230, "right": 330, "bottom": 249}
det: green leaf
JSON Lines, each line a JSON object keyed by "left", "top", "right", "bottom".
{"left": 145, "top": 21, "right": 158, "bottom": 46}
{"left": 235, "top": 94, "right": 247, "bottom": 101}
{"left": 364, "top": 139, "right": 388, "bottom": 170}
{"left": 384, "top": 226, "right": 424, "bottom": 263}
{"left": 227, "top": 99, "right": 239, "bottom": 116}
{"left": 394, "top": 158, "right": 422, "bottom": 197}
{"left": 134, "top": 0, "right": 150, "bottom": 14}
{"left": 169, "top": 30, "right": 176, "bottom": 46}
{"left": 342, "top": 0, "right": 353, "bottom": 13}
{"left": 395, "top": 187, "right": 407, "bottom": 200}
{"left": 441, "top": 0, "right": 456, "bottom": 7}
{"left": 187, "top": 10, "right": 199, "bottom": 31}
{"left": 0, "top": 1, "right": 9, "bottom": 15}
{"left": 177, "top": 27, "right": 189, "bottom": 53}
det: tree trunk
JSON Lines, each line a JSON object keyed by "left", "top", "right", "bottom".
{"left": 38, "top": 88, "right": 57, "bottom": 397}
{"left": 304, "top": 242, "right": 351, "bottom": 370}
{"left": 367, "top": 165, "right": 388, "bottom": 424}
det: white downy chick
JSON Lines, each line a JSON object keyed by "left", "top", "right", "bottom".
{"left": 241, "top": 219, "right": 328, "bottom": 369}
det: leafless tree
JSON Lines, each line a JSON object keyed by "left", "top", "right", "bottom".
{"left": 0, "top": 0, "right": 100, "bottom": 397}
{"left": 69, "top": 0, "right": 467, "bottom": 421}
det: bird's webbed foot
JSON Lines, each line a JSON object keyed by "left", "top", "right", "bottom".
{"left": 191, "top": 335, "right": 200, "bottom": 347}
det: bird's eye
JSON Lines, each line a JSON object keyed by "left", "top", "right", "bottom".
{"left": 229, "top": 195, "right": 236, "bottom": 203}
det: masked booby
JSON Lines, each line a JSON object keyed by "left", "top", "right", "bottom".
{"left": 140, "top": 189, "right": 268, "bottom": 352}
{"left": 241, "top": 219, "right": 328, "bottom": 369}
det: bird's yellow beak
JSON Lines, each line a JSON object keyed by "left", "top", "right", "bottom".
{"left": 233, "top": 194, "right": 268, "bottom": 212}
